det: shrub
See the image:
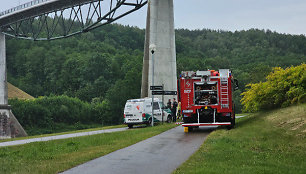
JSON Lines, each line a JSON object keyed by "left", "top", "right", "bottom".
{"left": 241, "top": 63, "right": 306, "bottom": 112}
{"left": 35, "top": 95, "right": 91, "bottom": 124}
{"left": 9, "top": 95, "right": 108, "bottom": 135}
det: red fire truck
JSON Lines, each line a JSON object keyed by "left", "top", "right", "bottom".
{"left": 178, "top": 69, "right": 238, "bottom": 130}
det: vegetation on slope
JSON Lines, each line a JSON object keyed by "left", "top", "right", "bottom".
{"left": 241, "top": 63, "right": 306, "bottom": 112}
{"left": 173, "top": 104, "right": 306, "bottom": 174}
{"left": 8, "top": 82, "right": 34, "bottom": 100}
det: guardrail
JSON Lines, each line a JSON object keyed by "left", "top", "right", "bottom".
{"left": 0, "top": 0, "right": 50, "bottom": 17}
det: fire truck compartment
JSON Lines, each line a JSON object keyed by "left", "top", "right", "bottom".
{"left": 183, "top": 106, "right": 232, "bottom": 124}
{"left": 194, "top": 82, "right": 218, "bottom": 105}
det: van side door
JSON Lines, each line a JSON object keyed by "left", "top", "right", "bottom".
{"left": 153, "top": 102, "right": 162, "bottom": 121}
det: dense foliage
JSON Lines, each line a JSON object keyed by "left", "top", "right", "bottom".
{"left": 6, "top": 23, "right": 306, "bottom": 128}
{"left": 9, "top": 95, "right": 121, "bottom": 135}
{"left": 241, "top": 64, "right": 306, "bottom": 112}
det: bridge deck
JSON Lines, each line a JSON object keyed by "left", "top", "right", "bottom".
{"left": 0, "top": 0, "right": 99, "bottom": 27}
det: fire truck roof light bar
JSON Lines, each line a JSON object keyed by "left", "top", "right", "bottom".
{"left": 196, "top": 71, "right": 211, "bottom": 76}
{"left": 182, "top": 123, "right": 231, "bottom": 127}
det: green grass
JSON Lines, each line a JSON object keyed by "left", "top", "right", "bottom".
{"left": 0, "top": 124, "right": 126, "bottom": 143}
{"left": 174, "top": 104, "right": 306, "bottom": 174}
{"left": 0, "top": 123, "right": 177, "bottom": 174}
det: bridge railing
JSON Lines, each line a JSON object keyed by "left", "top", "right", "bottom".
{"left": 0, "top": 0, "right": 50, "bottom": 17}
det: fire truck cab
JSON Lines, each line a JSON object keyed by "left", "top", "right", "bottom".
{"left": 178, "top": 69, "right": 238, "bottom": 130}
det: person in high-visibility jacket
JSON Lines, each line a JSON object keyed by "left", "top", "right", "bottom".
{"left": 177, "top": 101, "right": 181, "bottom": 120}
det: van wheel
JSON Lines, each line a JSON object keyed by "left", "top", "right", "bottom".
{"left": 147, "top": 118, "right": 152, "bottom": 126}
{"left": 128, "top": 124, "right": 133, "bottom": 128}
{"left": 167, "top": 115, "right": 172, "bottom": 123}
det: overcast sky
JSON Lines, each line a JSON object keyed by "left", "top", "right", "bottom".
{"left": 1, "top": 0, "right": 306, "bottom": 35}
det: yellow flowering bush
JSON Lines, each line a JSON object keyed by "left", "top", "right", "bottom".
{"left": 241, "top": 63, "right": 306, "bottom": 112}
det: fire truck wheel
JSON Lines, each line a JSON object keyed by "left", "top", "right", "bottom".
{"left": 227, "top": 117, "right": 235, "bottom": 130}
{"left": 167, "top": 115, "right": 172, "bottom": 123}
{"left": 128, "top": 124, "right": 133, "bottom": 129}
{"left": 232, "top": 115, "right": 236, "bottom": 126}
{"left": 227, "top": 103, "right": 236, "bottom": 130}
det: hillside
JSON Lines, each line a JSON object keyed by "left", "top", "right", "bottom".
{"left": 6, "top": 24, "right": 306, "bottom": 124}
{"left": 174, "top": 104, "right": 306, "bottom": 174}
{"left": 8, "top": 82, "right": 34, "bottom": 100}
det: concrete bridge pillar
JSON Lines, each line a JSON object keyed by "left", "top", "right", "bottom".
{"left": 141, "top": 0, "right": 177, "bottom": 102}
{"left": 0, "top": 33, "right": 27, "bottom": 139}
{"left": 0, "top": 33, "right": 11, "bottom": 139}
{"left": 0, "top": 33, "right": 8, "bottom": 105}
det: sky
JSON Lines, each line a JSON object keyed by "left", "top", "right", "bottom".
{"left": 1, "top": 0, "right": 306, "bottom": 35}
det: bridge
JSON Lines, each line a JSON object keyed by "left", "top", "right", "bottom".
{"left": 0, "top": 0, "right": 147, "bottom": 40}
{"left": 0, "top": 0, "right": 177, "bottom": 138}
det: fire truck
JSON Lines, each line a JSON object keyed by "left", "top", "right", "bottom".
{"left": 178, "top": 69, "right": 238, "bottom": 130}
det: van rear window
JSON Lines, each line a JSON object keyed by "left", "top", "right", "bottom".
{"left": 126, "top": 105, "right": 132, "bottom": 110}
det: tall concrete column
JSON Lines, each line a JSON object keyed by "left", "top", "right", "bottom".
{"left": 141, "top": 0, "right": 177, "bottom": 102}
{"left": 0, "top": 33, "right": 8, "bottom": 105}
{"left": 0, "top": 33, "right": 27, "bottom": 139}
{"left": 0, "top": 32, "right": 10, "bottom": 139}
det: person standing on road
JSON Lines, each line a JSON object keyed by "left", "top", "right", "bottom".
{"left": 167, "top": 99, "right": 171, "bottom": 109}
{"left": 177, "top": 101, "right": 181, "bottom": 120}
{"left": 172, "top": 98, "right": 178, "bottom": 122}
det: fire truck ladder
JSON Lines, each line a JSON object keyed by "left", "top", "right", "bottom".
{"left": 220, "top": 77, "right": 229, "bottom": 109}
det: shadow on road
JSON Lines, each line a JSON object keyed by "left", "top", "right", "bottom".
{"left": 184, "top": 126, "right": 217, "bottom": 134}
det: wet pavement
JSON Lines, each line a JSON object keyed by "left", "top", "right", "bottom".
{"left": 236, "top": 115, "right": 248, "bottom": 118}
{"left": 0, "top": 127, "right": 128, "bottom": 147}
{"left": 61, "top": 126, "right": 216, "bottom": 174}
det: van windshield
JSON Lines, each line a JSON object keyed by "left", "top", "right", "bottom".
{"left": 153, "top": 102, "right": 160, "bottom": 110}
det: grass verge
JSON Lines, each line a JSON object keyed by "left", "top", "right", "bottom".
{"left": 173, "top": 104, "right": 306, "bottom": 174}
{"left": 0, "top": 123, "right": 177, "bottom": 174}
{"left": 0, "top": 124, "right": 126, "bottom": 143}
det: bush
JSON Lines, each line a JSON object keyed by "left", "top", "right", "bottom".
{"left": 9, "top": 95, "right": 110, "bottom": 135}
{"left": 241, "top": 63, "right": 306, "bottom": 112}
{"left": 35, "top": 95, "right": 91, "bottom": 124}
{"left": 9, "top": 99, "right": 52, "bottom": 128}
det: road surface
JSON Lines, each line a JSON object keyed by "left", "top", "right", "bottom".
{"left": 236, "top": 115, "right": 248, "bottom": 118}
{"left": 0, "top": 127, "right": 128, "bottom": 147}
{"left": 61, "top": 126, "right": 215, "bottom": 174}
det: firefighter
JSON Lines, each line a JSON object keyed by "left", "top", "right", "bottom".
{"left": 172, "top": 98, "right": 178, "bottom": 122}
{"left": 167, "top": 99, "right": 171, "bottom": 109}
{"left": 177, "top": 101, "right": 181, "bottom": 120}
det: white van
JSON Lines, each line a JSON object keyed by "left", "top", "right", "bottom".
{"left": 123, "top": 98, "right": 172, "bottom": 128}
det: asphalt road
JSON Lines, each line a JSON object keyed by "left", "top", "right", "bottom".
{"left": 236, "top": 115, "right": 248, "bottom": 119}
{"left": 61, "top": 126, "right": 215, "bottom": 174}
{"left": 0, "top": 127, "right": 128, "bottom": 147}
